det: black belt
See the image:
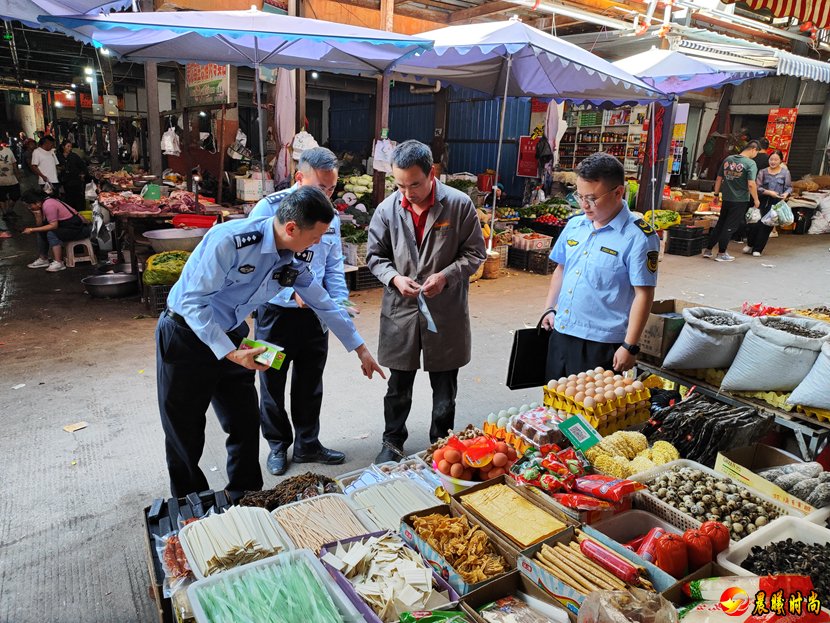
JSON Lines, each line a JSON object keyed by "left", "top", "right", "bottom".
{"left": 165, "top": 309, "right": 190, "bottom": 328}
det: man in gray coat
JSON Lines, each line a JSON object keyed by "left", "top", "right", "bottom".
{"left": 367, "top": 140, "right": 486, "bottom": 463}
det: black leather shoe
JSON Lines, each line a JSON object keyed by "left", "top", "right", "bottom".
{"left": 374, "top": 442, "right": 405, "bottom": 465}
{"left": 293, "top": 446, "right": 346, "bottom": 465}
{"left": 266, "top": 450, "right": 288, "bottom": 476}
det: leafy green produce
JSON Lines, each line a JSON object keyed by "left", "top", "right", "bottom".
{"left": 445, "top": 179, "right": 477, "bottom": 193}
{"left": 195, "top": 556, "right": 346, "bottom": 623}
{"left": 143, "top": 251, "right": 191, "bottom": 286}
{"left": 341, "top": 223, "right": 368, "bottom": 244}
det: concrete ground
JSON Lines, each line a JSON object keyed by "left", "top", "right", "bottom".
{"left": 0, "top": 213, "right": 828, "bottom": 621}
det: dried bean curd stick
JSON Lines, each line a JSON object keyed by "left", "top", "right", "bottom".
{"left": 555, "top": 543, "right": 623, "bottom": 590}
{"left": 535, "top": 550, "right": 597, "bottom": 594}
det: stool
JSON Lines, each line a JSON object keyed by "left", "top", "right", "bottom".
{"left": 63, "top": 238, "right": 96, "bottom": 267}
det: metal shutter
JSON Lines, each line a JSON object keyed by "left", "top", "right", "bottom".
{"left": 787, "top": 115, "right": 821, "bottom": 180}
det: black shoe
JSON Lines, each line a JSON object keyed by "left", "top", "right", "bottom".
{"left": 293, "top": 446, "right": 346, "bottom": 465}
{"left": 267, "top": 450, "right": 288, "bottom": 476}
{"left": 374, "top": 442, "right": 405, "bottom": 464}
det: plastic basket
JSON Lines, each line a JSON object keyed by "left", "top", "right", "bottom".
{"left": 512, "top": 232, "right": 553, "bottom": 251}
{"left": 717, "top": 516, "right": 830, "bottom": 576}
{"left": 591, "top": 509, "right": 683, "bottom": 545}
{"left": 187, "top": 549, "right": 365, "bottom": 623}
{"left": 667, "top": 225, "right": 704, "bottom": 240}
{"left": 527, "top": 251, "right": 557, "bottom": 275}
{"left": 631, "top": 459, "right": 803, "bottom": 539}
{"left": 494, "top": 243, "right": 509, "bottom": 269}
{"left": 348, "top": 266, "right": 382, "bottom": 291}
{"left": 178, "top": 507, "right": 293, "bottom": 579}
{"left": 335, "top": 467, "right": 388, "bottom": 495}
{"left": 666, "top": 237, "right": 705, "bottom": 257}
{"left": 372, "top": 458, "right": 442, "bottom": 496}
{"left": 507, "top": 247, "right": 531, "bottom": 270}
{"left": 147, "top": 284, "right": 173, "bottom": 315}
{"left": 431, "top": 461, "right": 479, "bottom": 495}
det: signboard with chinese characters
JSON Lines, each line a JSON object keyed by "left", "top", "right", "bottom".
{"left": 185, "top": 64, "right": 230, "bottom": 107}
{"left": 764, "top": 107, "right": 798, "bottom": 162}
{"left": 517, "top": 135, "right": 540, "bottom": 178}
{"left": 8, "top": 90, "right": 31, "bottom": 106}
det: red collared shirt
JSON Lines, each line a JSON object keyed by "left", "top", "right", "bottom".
{"left": 401, "top": 183, "right": 436, "bottom": 246}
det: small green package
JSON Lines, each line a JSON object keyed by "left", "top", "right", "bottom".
{"left": 240, "top": 338, "right": 285, "bottom": 369}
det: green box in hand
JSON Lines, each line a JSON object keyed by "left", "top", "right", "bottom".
{"left": 240, "top": 338, "right": 285, "bottom": 370}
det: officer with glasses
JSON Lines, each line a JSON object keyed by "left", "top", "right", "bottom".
{"left": 540, "top": 152, "right": 659, "bottom": 379}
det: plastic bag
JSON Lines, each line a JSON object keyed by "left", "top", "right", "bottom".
{"left": 722, "top": 317, "right": 829, "bottom": 392}
{"left": 85, "top": 181, "right": 98, "bottom": 200}
{"left": 578, "top": 588, "right": 678, "bottom": 623}
{"left": 574, "top": 475, "right": 644, "bottom": 503}
{"left": 161, "top": 127, "right": 180, "bottom": 156}
{"left": 746, "top": 207, "right": 762, "bottom": 224}
{"left": 788, "top": 343, "right": 830, "bottom": 410}
{"left": 143, "top": 251, "right": 191, "bottom": 286}
{"left": 773, "top": 200, "right": 794, "bottom": 226}
{"left": 761, "top": 208, "right": 778, "bottom": 227}
{"left": 663, "top": 308, "right": 752, "bottom": 370}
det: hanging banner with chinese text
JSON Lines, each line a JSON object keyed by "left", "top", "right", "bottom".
{"left": 185, "top": 64, "right": 230, "bottom": 107}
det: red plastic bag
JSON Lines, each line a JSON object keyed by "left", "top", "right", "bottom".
{"left": 551, "top": 493, "right": 614, "bottom": 511}
{"left": 574, "top": 474, "right": 645, "bottom": 503}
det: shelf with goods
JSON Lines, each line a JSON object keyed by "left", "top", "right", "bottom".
{"left": 557, "top": 105, "right": 649, "bottom": 172}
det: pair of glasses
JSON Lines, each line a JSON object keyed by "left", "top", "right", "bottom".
{"left": 573, "top": 185, "right": 621, "bottom": 209}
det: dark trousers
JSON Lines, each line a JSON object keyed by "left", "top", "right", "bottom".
{"left": 545, "top": 329, "right": 621, "bottom": 379}
{"left": 746, "top": 199, "right": 774, "bottom": 253}
{"left": 156, "top": 314, "right": 263, "bottom": 498}
{"left": 383, "top": 368, "right": 459, "bottom": 447}
{"left": 255, "top": 304, "right": 329, "bottom": 455}
{"left": 707, "top": 200, "right": 748, "bottom": 253}
{"left": 63, "top": 182, "right": 85, "bottom": 213}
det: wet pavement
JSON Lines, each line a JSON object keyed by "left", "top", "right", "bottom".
{"left": 0, "top": 211, "right": 828, "bottom": 621}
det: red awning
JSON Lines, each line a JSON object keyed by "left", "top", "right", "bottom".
{"left": 721, "top": 0, "right": 830, "bottom": 29}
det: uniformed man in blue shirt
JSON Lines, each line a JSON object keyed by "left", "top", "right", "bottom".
{"left": 541, "top": 152, "right": 659, "bottom": 378}
{"left": 156, "top": 185, "right": 383, "bottom": 498}
{"left": 249, "top": 147, "right": 354, "bottom": 476}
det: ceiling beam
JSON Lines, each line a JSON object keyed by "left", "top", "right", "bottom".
{"left": 448, "top": 1, "right": 517, "bottom": 23}
{"left": 395, "top": 0, "right": 461, "bottom": 9}
{"left": 334, "top": 0, "right": 448, "bottom": 22}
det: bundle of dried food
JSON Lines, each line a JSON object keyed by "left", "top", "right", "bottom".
{"left": 578, "top": 588, "right": 677, "bottom": 623}
{"left": 586, "top": 432, "right": 679, "bottom": 478}
{"left": 757, "top": 462, "right": 830, "bottom": 506}
{"left": 741, "top": 538, "right": 830, "bottom": 604}
{"left": 273, "top": 495, "right": 371, "bottom": 554}
{"left": 239, "top": 471, "right": 338, "bottom": 510}
{"left": 410, "top": 513, "right": 508, "bottom": 584}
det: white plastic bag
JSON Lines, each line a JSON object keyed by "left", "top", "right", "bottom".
{"left": 788, "top": 343, "right": 830, "bottom": 410}
{"left": 761, "top": 208, "right": 778, "bottom": 227}
{"left": 745, "top": 207, "right": 761, "bottom": 224}
{"left": 161, "top": 128, "right": 180, "bottom": 156}
{"left": 85, "top": 181, "right": 98, "bottom": 200}
{"left": 722, "top": 316, "right": 830, "bottom": 392}
{"left": 772, "top": 200, "right": 794, "bottom": 226}
{"left": 663, "top": 308, "right": 752, "bottom": 370}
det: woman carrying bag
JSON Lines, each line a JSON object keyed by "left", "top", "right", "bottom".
{"left": 745, "top": 150, "right": 791, "bottom": 257}
{"left": 20, "top": 188, "right": 92, "bottom": 272}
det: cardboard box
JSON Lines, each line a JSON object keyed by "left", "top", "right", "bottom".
{"left": 461, "top": 570, "right": 574, "bottom": 623}
{"left": 691, "top": 218, "right": 714, "bottom": 232}
{"left": 661, "top": 562, "right": 731, "bottom": 607}
{"left": 235, "top": 176, "right": 274, "bottom": 202}
{"left": 715, "top": 444, "right": 813, "bottom": 514}
{"left": 640, "top": 299, "right": 696, "bottom": 361}
{"left": 400, "top": 504, "right": 516, "bottom": 595}
{"left": 452, "top": 476, "right": 575, "bottom": 551}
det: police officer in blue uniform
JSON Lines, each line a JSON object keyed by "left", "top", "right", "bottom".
{"left": 541, "top": 153, "right": 659, "bottom": 378}
{"left": 249, "top": 147, "right": 353, "bottom": 476}
{"left": 156, "top": 185, "right": 383, "bottom": 498}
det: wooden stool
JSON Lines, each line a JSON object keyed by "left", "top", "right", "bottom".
{"left": 64, "top": 238, "right": 96, "bottom": 267}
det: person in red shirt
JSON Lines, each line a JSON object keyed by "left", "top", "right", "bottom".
{"left": 20, "top": 188, "right": 91, "bottom": 272}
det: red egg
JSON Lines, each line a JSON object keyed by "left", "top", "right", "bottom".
{"left": 450, "top": 463, "right": 465, "bottom": 478}
{"left": 437, "top": 460, "right": 451, "bottom": 475}
{"left": 492, "top": 452, "right": 509, "bottom": 467}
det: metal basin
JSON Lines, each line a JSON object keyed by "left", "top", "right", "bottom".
{"left": 82, "top": 274, "right": 139, "bottom": 298}
{"left": 98, "top": 262, "right": 144, "bottom": 274}
{"left": 143, "top": 228, "right": 209, "bottom": 253}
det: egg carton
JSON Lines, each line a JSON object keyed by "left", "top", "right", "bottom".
{"left": 543, "top": 385, "right": 651, "bottom": 417}
{"left": 797, "top": 405, "right": 830, "bottom": 424}
{"left": 630, "top": 459, "right": 803, "bottom": 541}
{"left": 483, "top": 421, "right": 532, "bottom": 455}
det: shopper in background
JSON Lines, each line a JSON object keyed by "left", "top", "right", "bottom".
{"left": 0, "top": 141, "right": 20, "bottom": 238}
{"left": 753, "top": 138, "right": 770, "bottom": 172}
{"left": 20, "top": 188, "right": 91, "bottom": 272}
{"left": 704, "top": 141, "right": 760, "bottom": 262}
{"left": 542, "top": 152, "right": 658, "bottom": 379}
{"left": 745, "top": 150, "right": 791, "bottom": 257}
{"left": 367, "top": 139, "right": 486, "bottom": 463}
{"left": 484, "top": 182, "right": 504, "bottom": 209}
{"left": 30, "top": 136, "right": 60, "bottom": 196}
{"left": 248, "top": 147, "right": 356, "bottom": 476}
{"left": 58, "top": 140, "right": 88, "bottom": 212}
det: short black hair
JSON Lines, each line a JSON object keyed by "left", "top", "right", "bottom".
{"left": 61, "top": 140, "right": 74, "bottom": 150}
{"left": 576, "top": 152, "right": 624, "bottom": 187}
{"left": 277, "top": 185, "right": 335, "bottom": 229}
{"left": 38, "top": 136, "right": 54, "bottom": 147}
{"left": 770, "top": 149, "right": 784, "bottom": 160}
{"left": 298, "top": 147, "right": 339, "bottom": 172}
{"left": 744, "top": 140, "right": 760, "bottom": 151}
{"left": 758, "top": 138, "right": 770, "bottom": 149}
{"left": 392, "top": 140, "right": 433, "bottom": 176}
{"left": 22, "top": 188, "right": 47, "bottom": 204}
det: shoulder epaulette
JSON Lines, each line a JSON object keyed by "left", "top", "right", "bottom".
{"left": 233, "top": 231, "right": 264, "bottom": 249}
{"left": 633, "top": 218, "right": 656, "bottom": 236}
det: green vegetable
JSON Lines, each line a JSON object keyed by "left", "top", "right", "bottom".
{"left": 195, "top": 556, "right": 346, "bottom": 623}
{"left": 519, "top": 227, "right": 534, "bottom": 234}
{"left": 445, "top": 179, "right": 476, "bottom": 193}
{"left": 341, "top": 222, "right": 369, "bottom": 243}
{"left": 143, "top": 251, "right": 191, "bottom": 285}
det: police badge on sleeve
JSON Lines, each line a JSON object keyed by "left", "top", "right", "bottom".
{"left": 647, "top": 251, "right": 659, "bottom": 273}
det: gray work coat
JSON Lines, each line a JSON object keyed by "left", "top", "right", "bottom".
{"left": 367, "top": 180, "right": 486, "bottom": 372}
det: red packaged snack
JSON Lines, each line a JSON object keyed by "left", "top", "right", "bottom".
{"left": 574, "top": 475, "right": 645, "bottom": 503}
{"left": 655, "top": 533, "right": 688, "bottom": 577}
{"left": 699, "top": 521, "right": 730, "bottom": 555}
{"left": 636, "top": 527, "right": 667, "bottom": 564}
{"left": 683, "top": 529, "right": 714, "bottom": 570}
{"left": 552, "top": 493, "right": 614, "bottom": 511}
{"left": 624, "top": 535, "right": 647, "bottom": 552}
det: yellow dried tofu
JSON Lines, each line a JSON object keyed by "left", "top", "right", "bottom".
{"left": 462, "top": 484, "right": 566, "bottom": 548}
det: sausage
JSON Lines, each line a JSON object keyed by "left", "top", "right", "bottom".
{"left": 579, "top": 539, "right": 640, "bottom": 585}
{"left": 636, "top": 527, "right": 667, "bottom": 563}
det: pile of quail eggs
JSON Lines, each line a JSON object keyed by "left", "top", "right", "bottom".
{"left": 647, "top": 467, "right": 782, "bottom": 540}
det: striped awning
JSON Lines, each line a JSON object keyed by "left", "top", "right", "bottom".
{"left": 721, "top": 0, "right": 830, "bottom": 29}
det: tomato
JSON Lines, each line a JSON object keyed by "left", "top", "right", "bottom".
{"left": 699, "top": 521, "right": 730, "bottom": 555}
{"left": 682, "top": 529, "right": 713, "bottom": 570}
{"left": 655, "top": 533, "right": 688, "bottom": 577}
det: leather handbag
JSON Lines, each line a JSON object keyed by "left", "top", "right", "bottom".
{"left": 506, "top": 313, "right": 551, "bottom": 390}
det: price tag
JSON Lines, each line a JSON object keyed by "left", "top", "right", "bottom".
{"left": 559, "top": 414, "right": 602, "bottom": 452}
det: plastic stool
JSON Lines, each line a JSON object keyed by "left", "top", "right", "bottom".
{"left": 64, "top": 238, "right": 96, "bottom": 267}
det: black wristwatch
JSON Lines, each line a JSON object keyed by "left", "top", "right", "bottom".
{"left": 622, "top": 341, "right": 640, "bottom": 355}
